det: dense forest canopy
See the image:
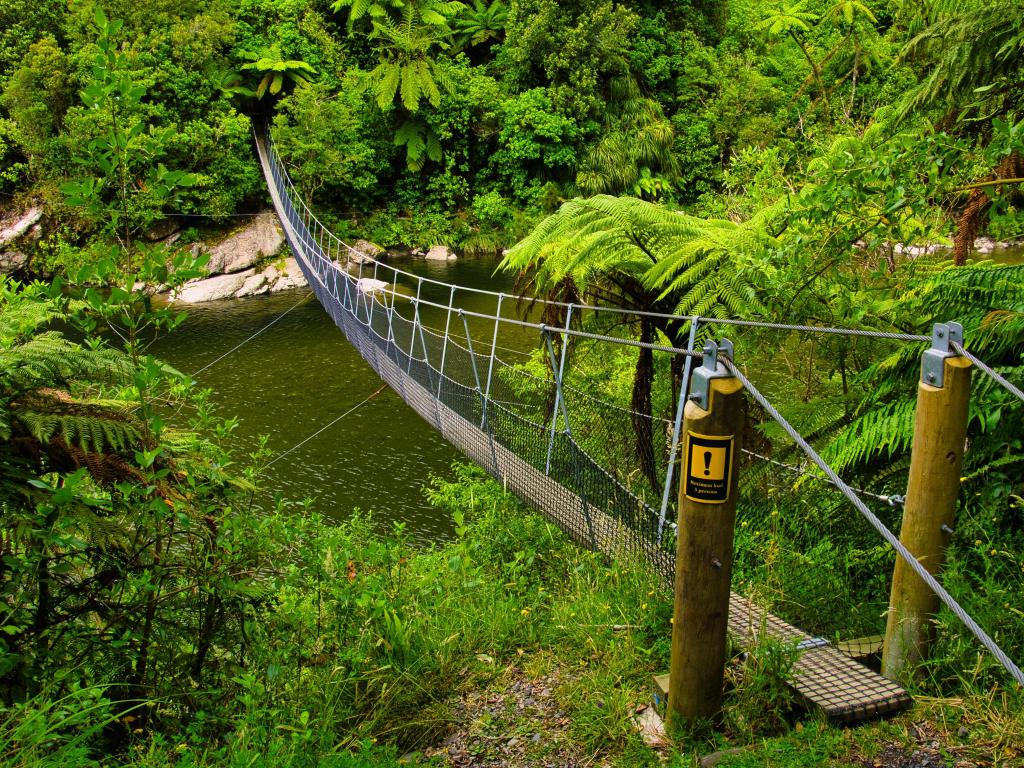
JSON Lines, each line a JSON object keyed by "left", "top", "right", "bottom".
{"left": 0, "top": 0, "right": 1020, "bottom": 258}
{"left": 0, "top": 0, "right": 1023, "bottom": 765}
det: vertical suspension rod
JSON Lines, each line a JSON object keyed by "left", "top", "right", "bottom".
{"left": 658, "top": 317, "right": 700, "bottom": 543}
{"left": 384, "top": 268, "right": 398, "bottom": 351}
{"left": 368, "top": 261, "right": 379, "bottom": 329}
{"left": 543, "top": 329, "right": 575, "bottom": 444}
{"left": 545, "top": 305, "right": 574, "bottom": 475}
{"left": 481, "top": 294, "right": 504, "bottom": 428}
{"left": 462, "top": 310, "right": 501, "bottom": 477}
{"left": 436, "top": 286, "right": 456, "bottom": 398}
{"left": 407, "top": 277, "right": 423, "bottom": 374}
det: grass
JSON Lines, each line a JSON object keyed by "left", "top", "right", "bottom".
{"left": 3, "top": 461, "right": 1022, "bottom": 767}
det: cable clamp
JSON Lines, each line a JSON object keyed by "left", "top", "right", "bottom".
{"left": 921, "top": 321, "right": 963, "bottom": 388}
{"left": 688, "top": 338, "right": 734, "bottom": 410}
{"left": 796, "top": 637, "right": 829, "bottom": 651}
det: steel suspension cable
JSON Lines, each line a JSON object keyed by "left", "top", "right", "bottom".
{"left": 190, "top": 290, "right": 314, "bottom": 377}
{"left": 266, "top": 385, "right": 388, "bottom": 467}
{"left": 723, "top": 357, "right": 1024, "bottom": 685}
{"left": 741, "top": 448, "right": 905, "bottom": 507}
{"left": 952, "top": 342, "right": 1024, "bottom": 404}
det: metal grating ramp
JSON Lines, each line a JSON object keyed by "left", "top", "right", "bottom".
{"left": 728, "top": 595, "right": 911, "bottom": 722}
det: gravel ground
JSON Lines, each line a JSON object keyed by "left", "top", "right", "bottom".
{"left": 423, "top": 666, "right": 600, "bottom": 768}
{"left": 853, "top": 721, "right": 980, "bottom": 768}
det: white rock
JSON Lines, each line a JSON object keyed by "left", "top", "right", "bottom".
{"left": 204, "top": 211, "right": 284, "bottom": 275}
{"left": 0, "top": 251, "right": 28, "bottom": 274}
{"left": 267, "top": 256, "right": 308, "bottom": 292}
{"left": 0, "top": 207, "right": 42, "bottom": 248}
{"left": 236, "top": 273, "right": 269, "bottom": 298}
{"left": 425, "top": 244, "right": 456, "bottom": 261}
{"left": 175, "top": 269, "right": 255, "bottom": 303}
{"left": 356, "top": 277, "right": 388, "bottom": 294}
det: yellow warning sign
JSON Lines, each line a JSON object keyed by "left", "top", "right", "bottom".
{"left": 684, "top": 432, "right": 734, "bottom": 503}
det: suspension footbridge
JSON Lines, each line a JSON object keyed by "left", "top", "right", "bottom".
{"left": 253, "top": 130, "right": 1022, "bottom": 722}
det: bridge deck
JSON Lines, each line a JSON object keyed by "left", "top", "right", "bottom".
{"left": 255, "top": 132, "right": 911, "bottom": 724}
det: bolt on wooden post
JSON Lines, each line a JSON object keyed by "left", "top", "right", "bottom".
{"left": 668, "top": 340, "right": 745, "bottom": 727}
{"left": 883, "top": 322, "right": 972, "bottom": 683}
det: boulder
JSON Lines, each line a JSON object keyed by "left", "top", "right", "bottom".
{"left": 175, "top": 270, "right": 255, "bottom": 303}
{"left": 0, "top": 207, "right": 42, "bottom": 249}
{"left": 267, "top": 256, "right": 308, "bottom": 292}
{"left": 385, "top": 246, "right": 418, "bottom": 260}
{"left": 143, "top": 218, "right": 180, "bottom": 242}
{"left": 0, "top": 250, "right": 28, "bottom": 274}
{"left": 346, "top": 239, "right": 384, "bottom": 265}
{"left": 205, "top": 211, "right": 284, "bottom": 275}
{"left": 356, "top": 277, "right": 389, "bottom": 294}
{"left": 425, "top": 244, "right": 456, "bottom": 261}
{"left": 974, "top": 237, "right": 996, "bottom": 254}
{"left": 236, "top": 273, "right": 269, "bottom": 298}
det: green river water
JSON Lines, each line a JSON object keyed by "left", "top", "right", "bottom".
{"left": 151, "top": 256, "right": 536, "bottom": 541}
{"left": 151, "top": 245, "right": 1023, "bottom": 540}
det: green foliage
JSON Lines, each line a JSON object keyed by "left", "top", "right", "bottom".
{"left": 59, "top": 8, "right": 196, "bottom": 247}
{"left": 394, "top": 117, "right": 442, "bottom": 171}
{"left": 575, "top": 74, "right": 677, "bottom": 200}
{"left": 498, "top": 0, "right": 638, "bottom": 123}
{"left": 0, "top": 36, "right": 72, "bottom": 181}
{"left": 502, "top": 194, "right": 777, "bottom": 323}
{"left": 360, "top": 2, "right": 461, "bottom": 113}
{"left": 240, "top": 47, "right": 316, "bottom": 99}
{"left": 493, "top": 87, "right": 580, "bottom": 202}
{"left": 272, "top": 80, "right": 390, "bottom": 205}
{"left": 901, "top": 0, "right": 1024, "bottom": 119}
{"left": 723, "top": 635, "right": 801, "bottom": 739}
{"left": 452, "top": 0, "right": 507, "bottom": 54}
{"left": 0, "top": 0, "right": 65, "bottom": 82}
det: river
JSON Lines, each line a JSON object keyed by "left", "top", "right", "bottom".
{"left": 152, "top": 244, "right": 1023, "bottom": 540}
{"left": 151, "top": 256, "right": 535, "bottom": 541}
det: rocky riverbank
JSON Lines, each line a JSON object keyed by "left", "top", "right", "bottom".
{"left": 0, "top": 205, "right": 463, "bottom": 304}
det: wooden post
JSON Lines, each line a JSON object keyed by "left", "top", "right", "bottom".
{"left": 668, "top": 341, "right": 744, "bottom": 726}
{"left": 883, "top": 325, "right": 971, "bottom": 683}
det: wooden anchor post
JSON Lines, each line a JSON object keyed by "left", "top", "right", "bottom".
{"left": 668, "top": 339, "right": 745, "bottom": 727}
{"left": 883, "top": 322, "right": 972, "bottom": 682}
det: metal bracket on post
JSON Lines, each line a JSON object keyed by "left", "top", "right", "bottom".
{"left": 921, "top": 322, "right": 964, "bottom": 388}
{"left": 688, "top": 339, "right": 735, "bottom": 410}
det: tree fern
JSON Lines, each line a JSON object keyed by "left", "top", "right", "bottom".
{"left": 502, "top": 195, "right": 779, "bottom": 333}
{"left": 1, "top": 279, "right": 146, "bottom": 477}
{"left": 900, "top": 0, "right": 1024, "bottom": 118}
{"left": 811, "top": 260, "right": 1023, "bottom": 494}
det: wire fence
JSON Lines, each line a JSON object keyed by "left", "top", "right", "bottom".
{"left": 256, "top": 129, "right": 1023, "bottom": 687}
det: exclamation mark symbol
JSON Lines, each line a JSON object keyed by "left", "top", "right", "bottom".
{"left": 703, "top": 451, "right": 712, "bottom": 475}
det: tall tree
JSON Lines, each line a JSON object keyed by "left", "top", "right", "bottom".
{"left": 501, "top": 195, "right": 778, "bottom": 489}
